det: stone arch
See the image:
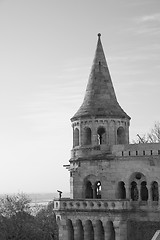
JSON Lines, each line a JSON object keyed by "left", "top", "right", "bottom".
{"left": 116, "top": 181, "right": 126, "bottom": 199}
{"left": 84, "top": 220, "right": 94, "bottom": 240}
{"left": 83, "top": 127, "right": 92, "bottom": 145}
{"left": 85, "top": 180, "right": 93, "bottom": 199}
{"left": 129, "top": 172, "right": 148, "bottom": 201}
{"left": 73, "top": 128, "right": 79, "bottom": 147}
{"left": 95, "top": 220, "right": 104, "bottom": 240}
{"left": 83, "top": 175, "right": 96, "bottom": 199}
{"left": 97, "top": 126, "right": 106, "bottom": 145}
{"left": 105, "top": 221, "right": 115, "bottom": 240}
{"left": 151, "top": 181, "right": 159, "bottom": 201}
{"left": 117, "top": 126, "right": 125, "bottom": 144}
{"left": 94, "top": 181, "right": 102, "bottom": 199}
{"left": 75, "top": 219, "right": 84, "bottom": 240}
{"left": 66, "top": 219, "right": 74, "bottom": 240}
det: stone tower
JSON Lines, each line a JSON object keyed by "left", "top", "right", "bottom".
{"left": 54, "top": 34, "right": 160, "bottom": 240}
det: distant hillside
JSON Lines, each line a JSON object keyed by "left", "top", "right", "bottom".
{"left": 0, "top": 192, "right": 70, "bottom": 204}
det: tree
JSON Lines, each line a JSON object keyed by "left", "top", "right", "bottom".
{"left": 0, "top": 194, "right": 58, "bottom": 240}
{"left": 35, "top": 202, "right": 58, "bottom": 240}
{"left": 133, "top": 121, "right": 160, "bottom": 144}
{"left": 147, "top": 121, "right": 160, "bottom": 143}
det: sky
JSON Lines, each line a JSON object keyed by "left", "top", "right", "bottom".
{"left": 0, "top": 0, "right": 160, "bottom": 194}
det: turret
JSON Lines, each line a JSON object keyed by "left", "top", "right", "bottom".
{"left": 71, "top": 34, "right": 130, "bottom": 158}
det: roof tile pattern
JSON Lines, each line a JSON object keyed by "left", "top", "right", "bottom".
{"left": 71, "top": 34, "right": 130, "bottom": 121}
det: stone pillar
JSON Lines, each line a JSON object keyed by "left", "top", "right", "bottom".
{"left": 146, "top": 183, "right": 151, "bottom": 201}
{"left": 58, "top": 219, "right": 68, "bottom": 240}
{"left": 92, "top": 123, "right": 98, "bottom": 146}
{"left": 137, "top": 183, "right": 141, "bottom": 201}
{"left": 113, "top": 221, "right": 127, "bottom": 240}
{"left": 125, "top": 183, "right": 130, "bottom": 199}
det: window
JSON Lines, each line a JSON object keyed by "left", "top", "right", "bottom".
{"left": 73, "top": 128, "right": 79, "bottom": 147}
{"left": 83, "top": 127, "right": 92, "bottom": 145}
{"left": 151, "top": 181, "right": 159, "bottom": 201}
{"left": 117, "top": 127, "right": 125, "bottom": 144}
{"left": 97, "top": 127, "right": 106, "bottom": 145}
{"left": 85, "top": 181, "right": 93, "bottom": 199}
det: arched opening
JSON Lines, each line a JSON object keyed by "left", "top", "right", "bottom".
{"left": 83, "top": 127, "right": 92, "bottom": 145}
{"left": 131, "top": 181, "right": 139, "bottom": 201}
{"left": 66, "top": 219, "right": 74, "bottom": 240}
{"left": 75, "top": 219, "right": 84, "bottom": 240}
{"left": 84, "top": 220, "right": 94, "bottom": 240}
{"left": 140, "top": 181, "right": 148, "bottom": 201}
{"left": 73, "top": 128, "right": 79, "bottom": 147}
{"left": 117, "top": 181, "right": 126, "bottom": 199}
{"left": 85, "top": 181, "right": 93, "bottom": 199}
{"left": 95, "top": 220, "right": 104, "bottom": 240}
{"left": 151, "top": 181, "right": 159, "bottom": 201}
{"left": 105, "top": 221, "right": 115, "bottom": 240}
{"left": 94, "top": 181, "right": 102, "bottom": 199}
{"left": 117, "top": 127, "right": 125, "bottom": 144}
{"left": 97, "top": 127, "right": 106, "bottom": 145}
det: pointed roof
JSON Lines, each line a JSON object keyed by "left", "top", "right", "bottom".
{"left": 71, "top": 33, "right": 130, "bottom": 121}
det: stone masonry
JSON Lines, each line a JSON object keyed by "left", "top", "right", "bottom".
{"left": 54, "top": 34, "right": 160, "bottom": 240}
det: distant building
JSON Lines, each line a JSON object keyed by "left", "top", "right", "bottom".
{"left": 54, "top": 34, "right": 160, "bottom": 240}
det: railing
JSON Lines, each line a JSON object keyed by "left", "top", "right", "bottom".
{"left": 53, "top": 198, "right": 160, "bottom": 211}
{"left": 151, "top": 230, "right": 160, "bottom": 240}
{"left": 53, "top": 199, "right": 130, "bottom": 211}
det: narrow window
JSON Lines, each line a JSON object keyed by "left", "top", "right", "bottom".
{"left": 151, "top": 181, "right": 159, "bottom": 201}
{"left": 83, "top": 127, "right": 92, "bottom": 145}
{"left": 97, "top": 127, "right": 106, "bottom": 145}
{"left": 85, "top": 181, "right": 93, "bottom": 199}
{"left": 117, "top": 127, "right": 126, "bottom": 144}
{"left": 117, "top": 181, "right": 126, "bottom": 199}
{"left": 73, "top": 128, "right": 79, "bottom": 147}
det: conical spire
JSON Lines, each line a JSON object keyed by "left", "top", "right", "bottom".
{"left": 71, "top": 34, "right": 130, "bottom": 121}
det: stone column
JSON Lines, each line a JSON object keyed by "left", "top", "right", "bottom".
{"left": 125, "top": 183, "right": 130, "bottom": 199}
{"left": 58, "top": 219, "right": 68, "bottom": 240}
{"left": 146, "top": 183, "right": 151, "bottom": 201}
{"left": 114, "top": 221, "right": 127, "bottom": 240}
{"left": 137, "top": 183, "right": 141, "bottom": 201}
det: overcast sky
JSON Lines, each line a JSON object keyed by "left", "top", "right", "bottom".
{"left": 0, "top": 0, "right": 160, "bottom": 194}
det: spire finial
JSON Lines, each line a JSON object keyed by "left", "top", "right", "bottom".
{"left": 98, "top": 33, "right": 101, "bottom": 39}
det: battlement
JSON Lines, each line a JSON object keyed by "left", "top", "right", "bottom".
{"left": 112, "top": 143, "right": 160, "bottom": 157}
{"left": 71, "top": 143, "right": 160, "bottom": 160}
